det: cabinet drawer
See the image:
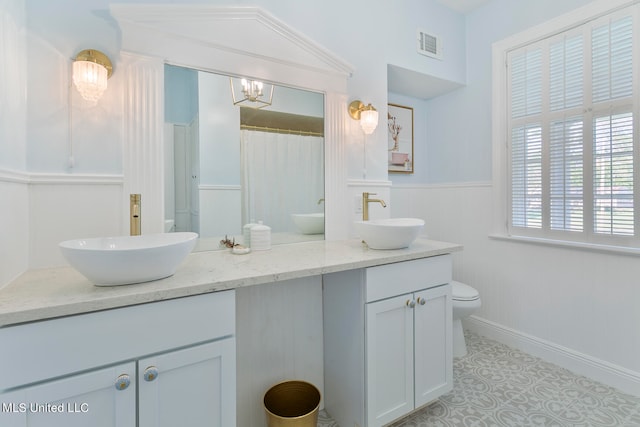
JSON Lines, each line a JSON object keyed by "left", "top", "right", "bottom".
{"left": 365, "top": 255, "right": 451, "bottom": 303}
{"left": 0, "top": 290, "right": 235, "bottom": 391}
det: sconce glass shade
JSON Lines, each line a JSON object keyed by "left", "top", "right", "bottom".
{"left": 348, "top": 100, "right": 379, "bottom": 134}
{"left": 360, "top": 106, "right": 379, "bottom": 135}
{"left": 72, "top": 50, "right": 113, "bottom": 103}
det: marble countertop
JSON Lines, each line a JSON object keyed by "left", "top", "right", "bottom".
{"left": 0, "top": 238, "right": 462, "bottom": 327}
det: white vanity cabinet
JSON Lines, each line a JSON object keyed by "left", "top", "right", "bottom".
{"left": 0, "top": 291, "right": 236, "bottom": 427}
{"left": 324, "top": 255, "right": 453, "bottom": 427}
{"left": 1, "top": 362, "right": 137, "bottom": 427}
{"left": 138, "top": 338, "right": 236, "bottom": 427}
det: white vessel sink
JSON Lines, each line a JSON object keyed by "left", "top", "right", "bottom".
{"left": 59, "top": 232, "right": 198, "bottom": 286}
{"left": 291, "top": 213, "right": 325, "bottom": 235}
{"left": 354, "top": 218, "right": 425, "bottom": 249}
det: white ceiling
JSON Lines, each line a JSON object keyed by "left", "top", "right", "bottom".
{"left": 435, "top": 0, "right": 492, "bottom": 13}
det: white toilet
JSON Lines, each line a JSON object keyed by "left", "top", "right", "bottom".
{"left": 451, "top": 280, "right": 481, "bottom": 358}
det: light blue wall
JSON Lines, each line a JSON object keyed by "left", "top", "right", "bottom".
{"left": 382, "top": 0, "right": 467, "bottom": 85}
{"left": 198, "top": 72, "right": 241, "bottom": 187}
{"left": 165, "top": 65, "right": 198, "bottom": 125}
{"left": 20, "top": 0, "right": 601, "bottom": 182}
{"left": 390, "top": 0, "right": 599, "bottom": 185}
{"left": 21, "top": 0, "right": 465, "bottom": 182}
{"left": 267, "top": 85, "right": 324, "bottom": 118}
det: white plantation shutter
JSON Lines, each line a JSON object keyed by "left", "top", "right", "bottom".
{"left": 593, "top": 112, "right": 634, "bottom": 236}
{"left": 591, "top": 16, "right": 633, "bottom": 103}
{"left": 510, "top": 46, "right": 543, "bottom": 230}
{"left": 549, "top": 34, "right": 583, "bottom": 111}
{"left": 550, "top": 117, "right": 583, "bottom": 232}
{"left": 511, "top": 49, "right": 542, "bottom": 118}
{"left": 549, "top": 32, "right": 584, "bottom": 233}
{"left": 511, "top": 124, "right": 542, "bottom": 228}
{"left": 507, "top": 7, "right": 638, "bottom": 246}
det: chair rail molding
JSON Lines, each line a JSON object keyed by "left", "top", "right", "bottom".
{"left": 0, "top": 168, "right": 124, "bottom": 186}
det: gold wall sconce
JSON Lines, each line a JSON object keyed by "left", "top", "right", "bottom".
{"left": 72, "top": 49, "right": 113, "bottom": 103}
{"left": 230, "top": 77, "right": 274, "bottom": 109}
{"left": 348, "top": 100, "right": 379, "bottom": 134}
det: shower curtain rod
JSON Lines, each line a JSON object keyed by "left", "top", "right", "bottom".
{"left": 240, "top": 124, "right": 324, "bottom": 137}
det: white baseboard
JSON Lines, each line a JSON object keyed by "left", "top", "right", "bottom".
{"left": 464, "top": 315, "right": 640, "bottom": 397}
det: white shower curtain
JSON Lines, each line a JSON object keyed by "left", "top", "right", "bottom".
{"left": 240, "top": 130, "right": 324, "bottom": 232}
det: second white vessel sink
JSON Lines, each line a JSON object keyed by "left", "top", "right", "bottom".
{"left": 291, "top": 213, "right": 325, "bottom": 235}
{"left": 59, "top": 232, "right": 198, "bottom": 286}
{"left": 354, "top": 218, "right": 425, "bottom": 249}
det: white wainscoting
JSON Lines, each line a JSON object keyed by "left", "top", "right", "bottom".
{"left": 28, "top": 174, "right": 123, "bottom": 269}
{"left": 0, "top": 172, "right": 29, "bottom": 288}
{"left": 347, "top": 179, "right": 392, "bottom": 238}
{"left": 391, "top": 183, "right": 640, "bottom": 396}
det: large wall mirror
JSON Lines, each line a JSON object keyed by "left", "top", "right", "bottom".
{"left": 164, "top": 65, "right": 325, "bottom": 250}
{"left": 112, "top": 5, "right": 352, "bottom": 243}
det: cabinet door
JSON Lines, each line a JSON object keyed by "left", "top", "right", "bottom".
{"left": 366, "top": 294, "right": 414, "bottom": 427}
{"left": 414, "top": 284, "right": 452, "bottom": 408}
{"left": 138, "top": 338, "right": 236, "bottom": 427}
{"left": 0, "top": 362, "right": 136, "bottom": 427}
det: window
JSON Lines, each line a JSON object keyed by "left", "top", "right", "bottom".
{"left": 505, "top": 6, "right": 639, "bottom": 248}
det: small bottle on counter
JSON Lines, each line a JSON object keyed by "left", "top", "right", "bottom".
{"left": 250, "top": 221, "right": 271, "bottom": 251}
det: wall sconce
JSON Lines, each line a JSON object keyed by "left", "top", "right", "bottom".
{"left": 230, "top": 77, "right": 274, "bottom": 109}
{"left": 72, "top": 49, "right": 113, "bottom": 103}
{"left": 348, "top": 100, "right": 379, "bottom": 134}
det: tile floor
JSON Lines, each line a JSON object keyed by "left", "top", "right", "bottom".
{"left": 319, "top": 331, "right": 640, "bottom": 427}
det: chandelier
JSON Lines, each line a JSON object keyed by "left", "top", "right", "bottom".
{"left": 230, "top": 78, "right": 274, "bottom": 109}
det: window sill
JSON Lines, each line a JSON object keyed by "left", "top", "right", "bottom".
{"left": 488, "top": 233, "right": 640, "bottom": 257}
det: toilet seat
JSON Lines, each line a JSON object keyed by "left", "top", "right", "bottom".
{"left": 451, "top": 281, "right": 479, "bottom": 301}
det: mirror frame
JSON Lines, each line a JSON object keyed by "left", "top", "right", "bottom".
{"left": 111, "top": 5, "right": 353, "bottom": 241}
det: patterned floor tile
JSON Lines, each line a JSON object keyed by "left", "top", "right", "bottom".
{"left": 317, "top": 409, "right": 339, "bottom": 427}
{"left": 321, "top": 331, "right": 640, "bottom": 427}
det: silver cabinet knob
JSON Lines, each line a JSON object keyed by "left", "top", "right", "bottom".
{"left": 417, "top": 297, "right": 426, "bottom": 306}
{"left": 144, "top": 366, "right": 159, "bottom": 382}
{"left": 115, "top": 374, "right": 131, "bottom": 391}
{"left": 406, "top": 299, "right": 416, "bottom": 308}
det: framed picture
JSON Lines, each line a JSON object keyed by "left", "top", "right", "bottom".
{"left": 387, "top": 103, "right": 414, "bottom": 174}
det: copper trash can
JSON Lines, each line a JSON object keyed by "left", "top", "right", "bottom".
{"left": 263, "top": 380, "right": 321, "bottom": 427}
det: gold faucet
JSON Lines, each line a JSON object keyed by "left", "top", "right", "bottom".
{"left": 362, "top": 192, "right": 386, "bottom": 221}
{"left": 130, "top": 194, "right": 141, "bottom": 236}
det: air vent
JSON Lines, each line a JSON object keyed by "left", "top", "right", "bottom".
{"left": 417, "top": 29, "right": 442, "bottom": 60}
